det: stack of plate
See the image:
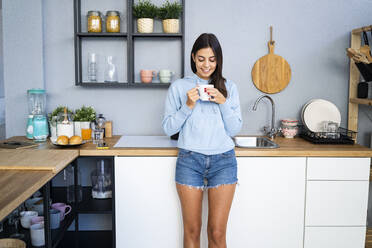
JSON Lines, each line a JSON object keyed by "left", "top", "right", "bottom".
{"left": 301, "top": 99, "right": 341, "bottom": 132}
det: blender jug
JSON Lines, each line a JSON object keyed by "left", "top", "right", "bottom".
{"left": 27, "top": 89, "right": 48, "bottom": 141}
{"left": 91, "top": 159, "right": 112, "bottom": 199}
{"left": 27, "top": 89, "right": 46, "bottom": 115}
{"left": 65, "top": 165, "right": 82, "bottom": 203}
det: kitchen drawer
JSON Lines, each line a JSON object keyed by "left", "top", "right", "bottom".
{"left": 304, "top": 226, "right": 366, "bottom": 248}
{"left": 307, "top": 157, "right": 370, "bottom": 180}
{"left": 305, "top": 181, "right": 369, "bottom": 226}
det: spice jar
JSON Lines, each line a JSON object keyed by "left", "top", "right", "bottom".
{"left": 106, "top": 11, "right": 120, "bottom": 33}
{"left": 87, "top": 11, "right": 102, "bottom": 33}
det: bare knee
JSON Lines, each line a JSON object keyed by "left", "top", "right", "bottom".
{"left": 184, "top": 225, "right": 201, "bottom": 243}
{"left": 207, "top": 226, "right": 226, "bottom": 246}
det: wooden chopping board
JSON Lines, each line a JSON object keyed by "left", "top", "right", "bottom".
{"left": 252, "top": 32, "right": 291, "bottom": 94}
{"left": 0, "top": 150, "right": 79, "bottom": 173}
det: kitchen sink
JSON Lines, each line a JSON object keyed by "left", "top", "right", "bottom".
{"left": 233, "top": 136, "right": 279, "bottom": 149}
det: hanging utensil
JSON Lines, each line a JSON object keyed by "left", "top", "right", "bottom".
{"left": 360, "top": 29, "right": 372, "bottom": 63}
{"left": 251, "top": 26, "right": 291, "bottom": 94}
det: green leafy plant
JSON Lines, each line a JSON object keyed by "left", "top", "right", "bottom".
{"left": 73, "top": 106, "right": 96, "bottom": 122}
{"left": 48, "top": 106, "right": 73, "bottom": 122}
{"left": 133, "top": 0, "right": 158, "bottom": 19}
{"left": 158, "top": 0, "right": 182, "bottom": 20}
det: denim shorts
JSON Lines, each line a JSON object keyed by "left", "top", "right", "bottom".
{"left": 175, "top": 148, "right": 238, "bottom": 189}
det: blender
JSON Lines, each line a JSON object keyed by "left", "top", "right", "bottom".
{"left": 27, "top": 89, "right": 49, "bottom": 142}
{"left": 91, "top": 159, "right": 112, "bottom": 199}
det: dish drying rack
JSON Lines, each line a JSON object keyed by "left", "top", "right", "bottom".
{"left": 298, "top": 125, "right": 356, "bottom": 144}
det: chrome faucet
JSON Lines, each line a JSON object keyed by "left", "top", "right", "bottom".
{"left": 252, "top": 95, "right": 277, "bottom": 139}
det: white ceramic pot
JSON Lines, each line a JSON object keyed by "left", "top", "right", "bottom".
{"left": 137, "top": 18, "right": 154, "bottom": 33}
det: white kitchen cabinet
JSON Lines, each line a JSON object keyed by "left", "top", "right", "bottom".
{"left": 227, "top": 157, "right": 306, "bottom": 248}
{"left": 115, "top": 156, "right": 370, "bottom": 248}
{"left": 304, "top": 157, "right": 370, "bottom": 248}
{"left": 115, "top": 157, "right": 182, "bottom": 248}
{"left": 304, "top": 226, "right": 366, "bottom": 248}
{"left": 115, "top": 156, "right": 306, "bottom": 248}
{"left": 307, "top": 157, "right": 370, "bottom": 180}
{"left": 305, "top": 181, "right": 369, "bottom": 226}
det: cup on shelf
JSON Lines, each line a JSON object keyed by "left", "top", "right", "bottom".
{"left": 140, "top": 70, "right": 157, "bottom": 83}
{"left": 31, "top": 216, "right": 44, "bottom": 226}
{"left": 51, "top": 203, "right": 72, "bottom": 221}
{"left": 49, "top": 209, "right": 61, "bottom": 229}
{"left": 25, "top": 197, "right": 49, "bottom": 215}
{"left": 159, "top": 69, "right": 174, "bottom": 83}
{"left": 20, "top": 211, "right": 38, "bottom": 229}
{"left": 30, "top": 223, "right": 45, "bottom": 247}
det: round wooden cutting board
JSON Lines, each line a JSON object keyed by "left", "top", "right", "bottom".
{"left": 251, "top": 41, "right": 291, "bottom": 94}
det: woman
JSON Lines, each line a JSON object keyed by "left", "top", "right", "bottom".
{"left": 162, "top": 33, "right": 242, "bottom": 248}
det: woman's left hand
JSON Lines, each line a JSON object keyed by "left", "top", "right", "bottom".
{"left": 206, "top": 88, "right": 226, "bottom": 104}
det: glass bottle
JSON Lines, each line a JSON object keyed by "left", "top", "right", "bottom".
{"left": 88, "top": 53, "right": 97, "bottom": 82}
{"left": 65, "top": 165, "right": 82, "bottom": 203}
{"left": 104, "top": 56, "right": 118, "bottom": 82}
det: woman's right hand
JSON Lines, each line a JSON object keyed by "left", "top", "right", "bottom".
{"left": 186, "top": 87, "right": 200, "bottom": 109}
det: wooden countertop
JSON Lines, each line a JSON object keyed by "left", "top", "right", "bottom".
{"left": 0, "top": 149, "right": 79, "bottom": 173}
{"left": 0, "top": 170, "right": 55, "bottom": 221}
{"left": 3, "top": 135, "right": 372, "bottom": 157}
{"left": 0, "top": 135, "right": 371, "bottom": 221}
{"left": 79, "top": 136, "right": 372, "bottom": 157}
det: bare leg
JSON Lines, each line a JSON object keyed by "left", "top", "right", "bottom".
{"left": 177, "top": 184, "right": 204, "bottom": 248}
{"left": 207, "top": 184, "right": 236, "bottom": 248}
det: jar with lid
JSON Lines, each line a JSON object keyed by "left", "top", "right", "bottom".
{"left": 56, "top": 108, "right": 74, "bottom": 138}
{"left": 87, "top": 11, "right": 102, "bottom": 33}
{"left": 106, "top": 11, "right": 120, "bottom": 33}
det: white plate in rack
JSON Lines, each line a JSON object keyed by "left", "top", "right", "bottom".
{"left": 302, "top": 99, "right": 341, "bottom": 132}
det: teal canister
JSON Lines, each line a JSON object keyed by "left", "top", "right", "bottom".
{"left": 26, "top": 115, "right": 34, "bottom": 139}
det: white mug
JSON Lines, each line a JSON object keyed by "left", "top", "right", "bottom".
{"left": 20, "top": 211, "right": 38, "bottom": 229}
{"left": 30, "top": 223, "right": 45, "bottom": 246}
{"left": 198, "top": 85, "right": 214, "bottom": 101}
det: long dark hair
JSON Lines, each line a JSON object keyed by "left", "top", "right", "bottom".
{"left": 190, "top": 33, "right": 227, "bottom": 98}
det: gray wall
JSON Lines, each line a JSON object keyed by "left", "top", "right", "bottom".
{"left": 3, "top": 0, "right": 44, "bottom": 137}
{"left": 0, "top": 0, "right": 5, "bottom": 139}
{"left": 2, "top": 0, "right": 372, "bottom": 146}
{"left": 0, "top": 0, "right": 3, "bottom": 98}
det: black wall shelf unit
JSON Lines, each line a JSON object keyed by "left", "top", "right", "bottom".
{"left": 73, "top": 0, "right": 185, "bottom": 88}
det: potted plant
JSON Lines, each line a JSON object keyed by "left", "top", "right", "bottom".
{"left": 133, "top": 0, "right": 158, "bottom": 33}
{"left": 158, "top": 0, "right": 182, "bottom": 33}
{"left": 73, "top": 106, "right": 96, "bottom": 140}
{"left": 48, "top": 106, "right": 73, "bottom": 140}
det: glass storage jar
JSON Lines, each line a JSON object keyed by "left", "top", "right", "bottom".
{"left": 87, "top": 11, "right": 102, "bottom": 33}
{"left": 106, "top": 11, "right": 120, "bottom": 33}
{"left": 56, "top": 110, "right": 74, "bottom": 138}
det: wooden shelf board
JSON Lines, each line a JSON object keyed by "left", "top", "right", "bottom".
{"left": 352, "top": 25, "right": 372, "bottom": 35}
{"left": 349, "top": 98, "right": 372, "bottom": 106}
